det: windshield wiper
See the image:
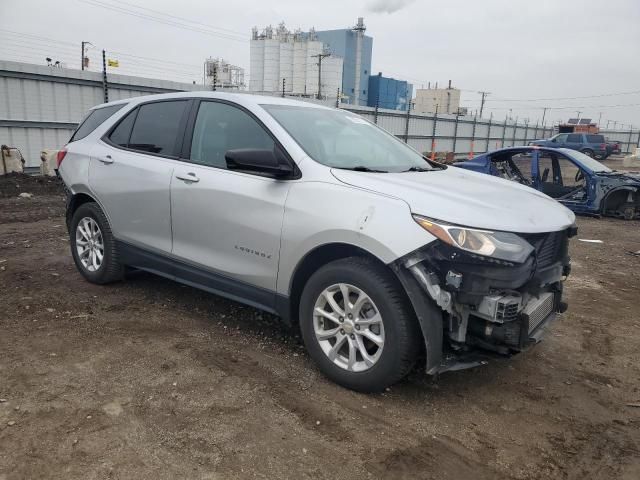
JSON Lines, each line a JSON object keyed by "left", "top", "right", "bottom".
{"left": 402, "top": 166, "right": 431, "bottom": 172}
{"left": 339, "top": 166, "right": 389, "bottom": 173}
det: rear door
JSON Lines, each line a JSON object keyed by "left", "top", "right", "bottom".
{"left": 170, "top": 100, "right": 293, "bottom": 300}
{"left": 90, "top": 100, "right": 190, "bottom": 253}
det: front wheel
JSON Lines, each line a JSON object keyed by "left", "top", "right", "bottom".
{"left": 299, "top": 257, "right": 420, "bottom": 392}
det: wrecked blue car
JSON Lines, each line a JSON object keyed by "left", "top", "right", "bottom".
{"left": 455, "top": 147, "right": 640, "bottom": 220}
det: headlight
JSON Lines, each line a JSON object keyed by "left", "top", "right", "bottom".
{"left": 413, "top": 215, "right": 534, "bottom": 263}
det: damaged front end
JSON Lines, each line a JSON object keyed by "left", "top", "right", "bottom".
{"left": 392, "top": 218, "right": 577, "bottom": 375}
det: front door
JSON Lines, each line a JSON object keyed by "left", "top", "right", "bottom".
{"left": 534, "top": 150, "right": 588, "bottom": 204}
{"left": 170, "top": 100, "right": 292, "bottom": 299}
{"left": 89, "top": 100, "right": 190, "bottom": 253}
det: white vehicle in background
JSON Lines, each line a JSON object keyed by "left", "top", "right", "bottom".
{"left": 58, "top": 92, "right": 576, "bottom": 392}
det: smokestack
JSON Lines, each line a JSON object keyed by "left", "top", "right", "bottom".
{"left": 448, "top": 79, "right": 451, "bottom": 89}
{"left": 435, "top": 81, "right": 438, "bottom": 89}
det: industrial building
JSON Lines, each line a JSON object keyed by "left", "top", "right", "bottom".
{"left": 314, "top": 17, "right": 372, "bottom": 106}
{"left": 249, "top": 24, "right": 343, "bottom": 99}
{"left": 204, "top": 58, "right": 245, "bottom": 90}
{"left": 412, "top": 83, "right": 461, "bottom": 114}
{"left": 367, "top": 73, "right": 413, "bottom": 111}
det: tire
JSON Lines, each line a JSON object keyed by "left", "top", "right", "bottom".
{"left": 70, "top": 202, "right": 124, "bottom": 284}
{"left": 581, "top": 149, "right": 594, "bottom": 157}
{"left": 299, "top": 257, "right": 421, "bottom": 392}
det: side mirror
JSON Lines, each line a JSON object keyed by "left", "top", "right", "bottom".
{"left": 225, "top": 147, "right": 294, "bottom": 178}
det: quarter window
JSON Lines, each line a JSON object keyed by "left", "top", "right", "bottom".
{"left": 189, "top": 102, "right": 275, "bottom": 169}
{"left": 70, "top": 104, "right": 125, "bottom": 142}
{"left": 127, "top": 101, "right": 188, "bottom": 155}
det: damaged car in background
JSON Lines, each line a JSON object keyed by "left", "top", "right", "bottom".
{"left": 455, "top": 146, "right": 640, "bottom": 220}
{"left": 59, "top": 93, "right": 577, "bottom": 392}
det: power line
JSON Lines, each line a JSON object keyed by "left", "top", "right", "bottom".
{"left": 108, "top": 0, "right": 247, "bottom": 37}
{"left": 77, "top": 0, "right": 247, "bottom": 42}
{"left": 491, "top": 90, "right": 640, "bottom": 102}
{"left": 0, "top": 29, "right": 77, "bottom": 47}
{"left": 487, "top": 102, "right": 640, "bottom": 111}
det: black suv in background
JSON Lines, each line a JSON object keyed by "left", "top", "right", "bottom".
{"left": 530, "top": 133, "right": 607, "bottom": 159}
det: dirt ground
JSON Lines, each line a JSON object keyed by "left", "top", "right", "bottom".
{"left": 1, "top": 166, "right": 639, "bottom": 480}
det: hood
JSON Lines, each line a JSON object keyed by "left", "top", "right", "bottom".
{"left": 331, "top": 167, "right": 576, "bottom": 234}
{"left": 595, "top": 171, "right": 640, "bottom": 183}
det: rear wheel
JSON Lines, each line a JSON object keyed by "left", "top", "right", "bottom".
{"left": 581, "top": 148, "right": 594, "bottom": 157}
{"left": 70, "top": 202, "right": 124, "bottom": 284}
{"left": 299, "top": 257, "right": 420, "bottom": 392}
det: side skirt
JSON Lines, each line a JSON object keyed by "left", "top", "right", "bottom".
{"left": 116, "top": 241, "right": 290, "bottom": 320}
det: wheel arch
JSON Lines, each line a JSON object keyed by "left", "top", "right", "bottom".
{"left": 66, "top": 192, "right": 99, "bottom": 230}
{"left": 286, "top": 243, "right": 391, "bottom": 324}
{"left": 600, "top": 186, "right": 639, "bottom": 217}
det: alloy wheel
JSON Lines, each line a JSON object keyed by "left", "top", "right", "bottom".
{"left": 75, "top": 217, "right": 105, "bottom": 272}
{"left": 313, "top": 283, "right": 385, "bottom": 372}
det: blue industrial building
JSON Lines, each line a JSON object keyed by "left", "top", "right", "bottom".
{"left": 314, "top": 18, "right": 372, "bottom": 106}
{"left": 367, "top": 73, "right": 413, "bottom": 111}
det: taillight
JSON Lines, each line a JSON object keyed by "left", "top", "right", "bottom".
{"left": 600, "top": 143, "right": 606, "bottom": 149}
{"left": 56, "top": 148, "right": 67, "bottom": 168}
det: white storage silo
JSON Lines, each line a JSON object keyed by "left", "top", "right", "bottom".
{"left": 279, "top": 42, "right": 293, "bottom": 93}
{"left": 262, "top": 38, "right": 281, "bottom": 92}
{"left": 321, "top": 56, "right": 344, "bottom": 99}
{"left": 305, "top": 40, "right": 323, "bottom": 97}
{"left": 292, "top": 40, "right": 308, "bottom": 94}
{"left": 249, "top": 39, "right": 264, "bottom": 92}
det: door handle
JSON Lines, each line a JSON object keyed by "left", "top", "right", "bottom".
{"left": 175, "top": 172, "right": 200, "bottom": 183}
{"left": 98, "top": 155, "right": 114, "bottom": 164}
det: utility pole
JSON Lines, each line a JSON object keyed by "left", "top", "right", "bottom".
{"left": 282, "top": 78, "right": 286, "bottom": 98}
{"left": 101, "top": 49, "right": 108, "bottom": 103}
{"left": 597, "top": 112, "right": 603, "bottom": 126}
{"left": 81, "top": 41, "right": 92, "bottom": 70}
{"left": 478, "top": 91, "right": 490, "bottom": 118}
{"left": 311, "top": 52, "right": 331, "bottom": 100}
{"left": 212, "top": 62, "right": 217, "bottom": 91}
{"left": 541, "top": 107, "right": 548, "bottom": 126}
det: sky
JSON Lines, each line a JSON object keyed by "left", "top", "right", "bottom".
{"left": 1, "top": 0, "right": 639, "bottom": 128}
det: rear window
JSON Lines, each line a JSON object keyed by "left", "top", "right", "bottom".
{"left": 70, "top": 104, "right": 125, "bottom": 142}
{"left": 587, "top": 134, "right": 605, "bottom": 143}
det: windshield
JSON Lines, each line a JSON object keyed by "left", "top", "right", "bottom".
{"left": 262, "top": 105, "right": 434, "bottom": 172}
{"left": 560, "top": 149, "right": 612, "bottom": 173}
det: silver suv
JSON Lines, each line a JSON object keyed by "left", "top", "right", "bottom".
{"left": 59, "top": 92, "right": 576, "bottom": 392}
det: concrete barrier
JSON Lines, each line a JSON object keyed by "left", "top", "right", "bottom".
{"left": 40, "top": 149, "right": 59, "bottom": 177}
{"left": 0, "top": 146, "right": 24, "bottom": 175}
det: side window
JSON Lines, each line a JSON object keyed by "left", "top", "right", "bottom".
{"left": 70, "top": 104, "right": 125, "bottom": 142}
{"left": 567, "top": 133, "right": 582, "bottom": 143}
{"left": 554, "top": 134, "right": 568, "bottom": 143}
{"left": 557, "top": 156, "right": 584, "bottom": 187}
{"left": 587, "top": 134, "right": 604, "bottom": 143}
{"left": 190, "top": 102, "right": 275, "bottom": 169}
{"left": 509, "top": 153, "right": 533, "bottom": 182}
{"left": 538, "top": 153, "right": 554, "bottom": 183}
{"left": 128, "top": 101, "right": 188, "bottom": 155}
{"left": 108, "top": 108, "right": 137, "bottom": 147}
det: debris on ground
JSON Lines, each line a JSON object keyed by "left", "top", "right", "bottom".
{"left": 0, "top": 172, "right": 64, "bottom": 198}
